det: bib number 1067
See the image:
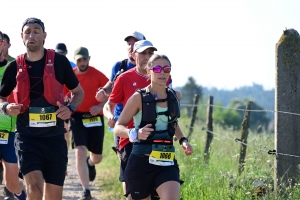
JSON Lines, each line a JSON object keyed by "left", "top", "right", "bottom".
{"left": 40, "top": 114, "right": 52, "bottom": 120}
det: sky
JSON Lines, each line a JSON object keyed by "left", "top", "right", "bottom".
{"left": 1, "top": 0, "right": 299, "bottom": 90}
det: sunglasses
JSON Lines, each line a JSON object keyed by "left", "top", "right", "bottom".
{"left": 151, "top": 65, "right": 171, "bottom": 73}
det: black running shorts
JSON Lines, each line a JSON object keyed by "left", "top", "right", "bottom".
{"left": 124, "top": 154, "right": 180, "bottom": 199}
{"left": 119, "top": 142, "right": 133, "bottom": 182}
{"left": 15, "top": 133, "right": 67, "bottom": 186}
{"left": 70, "top": 114, "right": 105, "bottom": 154}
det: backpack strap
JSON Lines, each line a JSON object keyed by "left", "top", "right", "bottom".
{"left": 119, "top": 58, "right": 128, "bottom": 72}
{"left": 112, "top": 59, "right": 128, "bottom": 82}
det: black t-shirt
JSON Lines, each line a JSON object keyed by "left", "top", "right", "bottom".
{"left": 0, "top": 49, "right": 79, "bottom": 137}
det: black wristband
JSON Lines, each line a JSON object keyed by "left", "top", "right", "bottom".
{"left": 98, "top": 87, "right": 107, "bottom": 92}
{"left": 179, "top": 137, "right": 188, "bottom": 145}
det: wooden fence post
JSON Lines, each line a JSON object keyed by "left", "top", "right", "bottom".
{"left": 238, "top": 101, "right": 253, "bottom": 175}
{"left": 204, "top": 96, "right": 214, "bottom": 162}
{"left": 187, "top": 94, "right": 199, "bottom": 140}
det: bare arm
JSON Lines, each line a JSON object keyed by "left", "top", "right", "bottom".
{"left": 174, "top": 90, "right": 193, "bottom": 155}
{"left": 102, "top": 81, "right": 113, "bottom": 94}
{"left": 103, "top": 99, "right": 115, "bottom": 119}
{"left": 114, "top": 92, "right": 141, "bottom": 138}
{"left": 0, "top": 96, "right": 8, "bottom": 103}
{"left": 90, "top": 98, "right": 108, "bottom": 116}
{"left": 69, "top": 83, "right": 84, "bottom": 108}
{"left": 56, "top": 84, "right": 84, "bottom": 120}
{"left": 0, "top": 96, "right": 22, "bottom": 116}
{"left": 95, "top": 81, "right": 113, "bottom": 102}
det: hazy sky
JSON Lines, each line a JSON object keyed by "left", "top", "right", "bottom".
{"left": 2, "top": 0, "right": 299, "bottom": 90}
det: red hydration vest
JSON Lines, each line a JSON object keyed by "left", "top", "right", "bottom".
{"left": 13, "top": 49, "right": 64, "bottom": 113}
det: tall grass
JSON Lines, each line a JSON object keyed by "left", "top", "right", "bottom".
{"left": 96, "top": 117, "right": 300, "bottom": 199}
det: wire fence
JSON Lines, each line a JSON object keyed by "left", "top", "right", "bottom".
{"left": 181, "top": 103, "right": 300, "bottom": 116}
{"left": 182, "top": 102, "right": 300, "bottom": 158}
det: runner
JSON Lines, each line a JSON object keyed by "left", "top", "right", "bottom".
{"left": 95, "top": 31, "right": 146, "bottom": 199}
{"left": 0, "top": 31, "right": 26, "bottom": 200}
{"left": 3, "top": 33, "right": 15, "bottom": 62}
{"left": 55, "top": 43, "right": 76, "bottom": 68}
{"left": 0, "top": 17, "right": 84, "bottom": 199}
{"left": 66, "top": 46, "right": 108, "bottom": 200}
{"left": 115, "top": 54, "right": 194, "bottom": 200}
{"left": 103, "top": 40, "right": 171, "bottom": 199}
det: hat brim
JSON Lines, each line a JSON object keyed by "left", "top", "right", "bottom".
{"left": 135, "top": 46, "right": 157, "bottom": 53}
{"left": 74, "top": 55, "right": 89, "bottom": 61}
{"left": 56, "top": 49, "right": 66, "bottom": 53}
{"left": 124, "top": 35, "right": 136, "bottom": 41}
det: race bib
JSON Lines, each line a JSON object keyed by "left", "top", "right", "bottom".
{"left": 0, "top": 131, "right": 9, "bottom": 144}
{"left": 149, "top": 144, "right": 175, "bottom": 166}
{"left": 29, "top": 107, "right": 56, "bottom": 127}
{"left": 82, "top": 115, "right": 102, "bottom": 128}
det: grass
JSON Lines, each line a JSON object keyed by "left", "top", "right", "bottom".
{"left": 96, "top": 117, "right": 300, "bottom": 199}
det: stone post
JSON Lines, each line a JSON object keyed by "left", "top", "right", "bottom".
{"left": 275, "top": 28, "right": 300, "bottom": 187}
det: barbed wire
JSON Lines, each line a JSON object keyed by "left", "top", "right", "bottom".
{"left": 181, "top": 103, "right": 300, "bottom": 116}
{"left": 187, "top": 126, "right": 300, "bottom": 158}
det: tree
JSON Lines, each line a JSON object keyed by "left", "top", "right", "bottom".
{"left": 214, "top": 102, "right": 242, "bottom": 129}
{"left": 229, "top": 98, "right": 270, "bottom": 132}
{"left": 181, "top": 77, "right": 202, "bottom": 117}
{"left": 213, "top": 99, "right": 270, "bottom": 131}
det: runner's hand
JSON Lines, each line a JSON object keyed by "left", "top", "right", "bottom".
{"left": 95, "top": 89, "right": 108, "bottom": 102}
{"left": 173, "top": 136, "right": 178, "bottom": 141}
{"left": 107, "top": 117, "right": 116, "bottom": 128}
{"left": 138, "top": 124, "right": 154, "bottom": 140}
{"left": 6, "top": 103, "right": 22, "bottom": 116}
{"left": 90, "top": 105, "right": 102, "bottom": 116}
{"left": 181, "top": 141, "right": 193, "bottom": 156}
{"left": 56, "top": 101, "right": 71, "bottom": 120}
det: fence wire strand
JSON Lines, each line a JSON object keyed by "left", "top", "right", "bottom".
{"left": 187, "top": 126, "right": 300, "bottom": 158}
{"left": 181, "top": 103, "right": 300, "bottom": 116}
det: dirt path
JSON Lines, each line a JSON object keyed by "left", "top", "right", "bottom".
{"left": 0, "top": 150, "right": 104, "bottom": 200}
{"left": 63, "top": 150, "right": 102, "bottom": 200}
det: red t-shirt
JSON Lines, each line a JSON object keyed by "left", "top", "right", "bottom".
{"left": 110, "top": 68, "right": 171, "bottom": 150}
{"left": 64, "top": 66, "right": 108, "bottom": 114}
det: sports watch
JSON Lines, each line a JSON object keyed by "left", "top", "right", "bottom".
{"left": 67, "top": 103, "right": 76, "bottom": 113}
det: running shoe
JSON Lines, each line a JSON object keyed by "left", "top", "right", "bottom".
{"left": 86, "top": 157, "right": 96, "bottom": 181}
{"left": 79, "top": 189, "right": 92, "bottom": 200}
{"left": 3, "top": 186, "right": 14, "bottom": 200}
{"left": 14, "top": 190, "right": 26, "bottom": 200}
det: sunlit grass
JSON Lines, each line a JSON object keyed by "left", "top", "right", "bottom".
{"left": 96, "top": 117, "right": 300, "bottom": 199}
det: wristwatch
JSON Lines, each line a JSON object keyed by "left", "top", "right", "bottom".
{"left": 128, "top": 128, "right": 139, "bottom": 143}
{"left": 179, "top": 137, "right": 188, "bottom": 145}
{"left": 67, "top": 103, "right": 76, "bottom": 113}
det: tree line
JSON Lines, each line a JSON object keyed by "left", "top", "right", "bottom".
{"left": 176, "top": 77, "right": 274, "bottom": 132}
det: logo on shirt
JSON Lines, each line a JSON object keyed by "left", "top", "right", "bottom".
{"left": 133, "top": 82, "right": 137, "bottom": 86}
{"left": 46, "top": 59, "right": 53, "bottom": 66}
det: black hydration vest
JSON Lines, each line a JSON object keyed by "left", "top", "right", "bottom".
{"left": 112, "top": 59, "right": 128, "bottom": 82}
{"left": 136, "top": 87, "right": 180, "bottom": 140}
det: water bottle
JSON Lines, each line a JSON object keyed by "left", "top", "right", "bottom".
{"left": 108, "top": 116, "right": 118, "bottom": 133}
{"left": 108, "top": 127, "right": 114, "bottom": 133}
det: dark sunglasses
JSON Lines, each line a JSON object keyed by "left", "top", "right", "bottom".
{"left": 151, "top": 65, "right": 171, "bottom": 73}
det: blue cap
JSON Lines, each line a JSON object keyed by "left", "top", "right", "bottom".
{"left": 124, "top": 31, "right": 146, "bottom": 41}
{"left": 133, "top": 40, "right": 157, "bottom": 53}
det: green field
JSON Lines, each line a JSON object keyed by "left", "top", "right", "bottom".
{"left": 96, "top": 117, "right": 300, "bottom": 200}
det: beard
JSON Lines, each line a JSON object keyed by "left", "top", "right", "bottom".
{"left": 129, "top": 55, "right": 135, "bottom": 62}
{"left": 26, "top": 41, "right": 40, "bottom": 52}
{"left": 27, "top": 45, "right": 39, "bottom": 52}
{"left": 78, "top": 62, "right": 89, "bottom": 72}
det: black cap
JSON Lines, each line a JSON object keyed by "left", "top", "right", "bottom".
{"left": 55, "top": 43, "right": 67, "bottom": 53}
{"left": 22, "top": 17, "right": 45, "bottom": 32}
